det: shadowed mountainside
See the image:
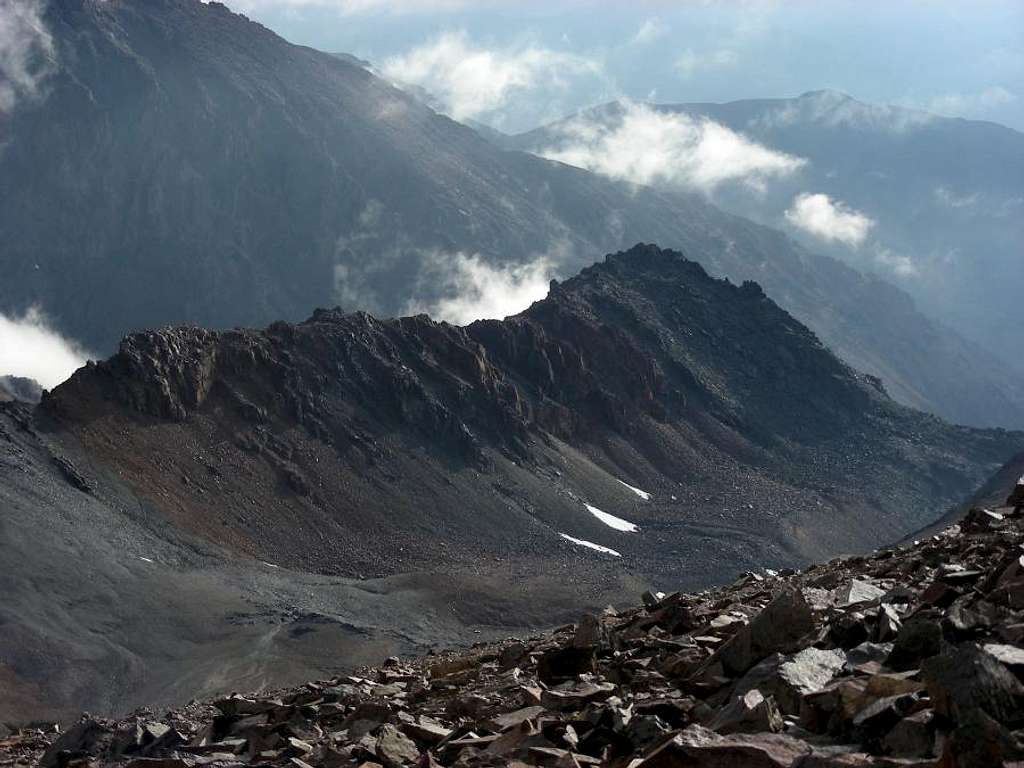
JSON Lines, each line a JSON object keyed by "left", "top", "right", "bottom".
{"left": 0, "top": 1, "right": 1020, "bottom": 429}
{"left": 2, "top": 244, "right": 1020, "bottom": 724}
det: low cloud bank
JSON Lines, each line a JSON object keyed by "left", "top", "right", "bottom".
{"left": 382, "top": 31, "right": 599, "bottom": 122}
{"left": 926, "top": 86, "right": 1015, "bottom": 118}
{"left": 0, "top": 0, "right": 56, "bottom": 112}
{"left": 784, "top": 192, "right": 874, "bottom": 247}
{"left": 0, "top": 308, "right": 91, "bottom": 389}
{"left": 406, "top": 252, "right": 554, "bottom": 325}
{"left": 537, "top": 101, "right": 805, "bottom": 193}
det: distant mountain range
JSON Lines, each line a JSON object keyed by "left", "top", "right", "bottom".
{"left": 506, "top": 91, "right": 1024, "bottom": 381}
{"left": 3, "top": 243, "right": 1020, "bottom": 723}
{"left": 0, "top": 0, "right": 1022, "bottom": 430}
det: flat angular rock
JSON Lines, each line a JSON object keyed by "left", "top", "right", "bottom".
{"left": 374, "top": 725, "right": 420, "bottom": 768}
{"left": 537, "top": 646, "right": 597, "bottom": 685}
{"left": 487, "top": 706, "right": 546, "bottom": 731}
{"left": 832, "top": 580, "right": 885, "bottom": 607}
{"left": 708, "top": 690, "right": 784, "bottom": 735}
{"left": 41, "top": 720, "right": 109, "bottom": 768}
{"left": 573, "top": 614, "right": 607, "bottom": 648}
{"left": 638, "top": 724, "right": 811, "bottom": 768}
{"left": 881, "top": 710, "right": 933, "bottom": 758}
{"left": 923, "top": 642, "right": 1024, "bottom": 724}
{"left": 885, "top": 618, "right": 942, "bottom": 672}
{"left": 775, "top": 648, "right": 847, "bottom": 715}
{"left": 541, "top": 682, "right": 616, "bottom": 711}
{"left": 940, "top": 708, "right": 1022, "bottom": 768}
{"left": 399, "top": 718, "right": 451, "bottom": 746}
{"left": 714, "top": 588, "right": 815, "bottom": 676}
{"left": 498, "top": 642, "right": 527, "bottom": 670}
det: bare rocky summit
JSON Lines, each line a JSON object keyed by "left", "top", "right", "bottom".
{"left": 6, "top": 478, "right": 1024, "bottom": 768}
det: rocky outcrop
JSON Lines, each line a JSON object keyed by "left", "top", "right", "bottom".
{"left": 8, "top": 479, "right": 1024, "bottom": 768}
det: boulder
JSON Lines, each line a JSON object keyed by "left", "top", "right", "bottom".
{"left": 832, "top": 580, "right": 885, "bottom": 607}
{"left": 922, "top": 643, "right": 1024, "bottom": 724}
{"left": 638, "top": 724, "right": 811, "bottom": 768}
{"left": 537, "top": 646, "right": 597, "bottom": 684}
{"left": 714, "top": 588, "right": 815, "bottom": 676}
{"left": 498, "top": 642, "right": 527, "bottom": 670}
{"left": 573, "top": 614, "right": 608, "bottom": 649}
{"left": 881, "top": 710, "right": 933, "bottom": 758}
{"left": 939, "top": 708, "right": 1022, "bottom": 768}
{"left": 732, "top": 649, "right": 845, "bottom": 716}
{"left": 708, "top": 690, "right": 785, "bottom": 735}
{"left": 886, "top": 618, "right": 942, "bottom": 672}
{"left": 374, "top": 725, "right": 420, "bottom": 768}
{"left": 40, "top": 720, "right": 109, "bottom": 768}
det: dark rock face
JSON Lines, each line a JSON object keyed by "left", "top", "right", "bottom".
{"left": 40, "top": 245, "right": 1021, "bottom": 579}
{"left": 9, "top": 485, "right": 1024, "bottom": 768}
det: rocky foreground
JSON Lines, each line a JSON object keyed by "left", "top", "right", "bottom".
{"left": 5, "top": 480, "right": 1024, "bottom": 768}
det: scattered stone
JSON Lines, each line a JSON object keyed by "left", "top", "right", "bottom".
{"left": 832, "top": 579, "right": 885, "bottom": 607}
{"left": 881, "top": 710, "right": 933, "bottom": 757}
{"left": 537, "top": 646, "right": 596, "bottom": 685}
{"left": 708, "top": 689, "right": 785, "bottom": 734}
{"left": 886, "top": 618, "right": 942, "bottom": 671}
{"left": 10, "top": 504, "right": 1024, "bottom": 768}
{"left": 374, "top": 725, "right": 420, "bottom": 767}
{"left": 923, "top": 642, "right": 1024, "bottom": 723}
{"left": 498, "top": 642, "right": 527, "bottom": 670}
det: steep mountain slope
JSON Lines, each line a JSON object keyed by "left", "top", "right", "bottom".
{"left": 507, "top": 92, "right": 1024, "bottom": 408}
{"left": 0, "top": 1, "right": 1020, "bottom": 431}
{"left": 3, "top": 244, "right": 1021, "bottom": 723}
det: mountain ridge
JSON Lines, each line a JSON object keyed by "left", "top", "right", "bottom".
{"left": 4, "top": 244, "right": 1021, "bottom": 722}
{"left": 505, "top": 91, "right": 1024, "bottom": 403}
{"left": 1, "top": 0, "right": 1021, "bottom": 431}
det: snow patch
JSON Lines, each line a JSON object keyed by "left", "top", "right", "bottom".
{"left": 559, "top": 533, "right": 622, "bottom": 557}
{"left": 616, "top": 479, "right": 651, "bottom": 500}
{"left": 585, "top": 503, "right": 639, "bottom": 532}
{"left": 137, "top": 556, "right": 153, "bottom": 563}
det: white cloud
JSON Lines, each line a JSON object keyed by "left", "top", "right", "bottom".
{"left": 674, "top": 48, "right": 737, "bottom": 78}
{"left": 381, "top": 31, "right": 599, "bottom": 121}
{"left": 0, "top": 307, "right": 91, "bottom": 389}
{"left": 630, "top": 18, "right": 666, "bottom": 46}
{"left": 537, "top": 101, "right": 805, "bottom": 193}
{"left": 934, "top": 185, "right": 978, "bottom": 210}
{"left": 405, "top": 251, "right": 554, "bottom": 325}
{"left": 752, "top": 90, "right": 938, "bottom": 134}
{"left": 0, "top": 0, "right": 56, "bottom": 113}
{"left": 784, "top": 193, "right": 874, "bottom": 247}
{"left": 925, "top": 86, "right": 1015, "bottom": 118}
{"left": 873, "top": 246, "right": 917, "bottom": 278}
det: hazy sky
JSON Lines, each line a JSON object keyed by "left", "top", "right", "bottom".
{"left": 225, "top": 0, "right": 1024, "bottom": 133}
